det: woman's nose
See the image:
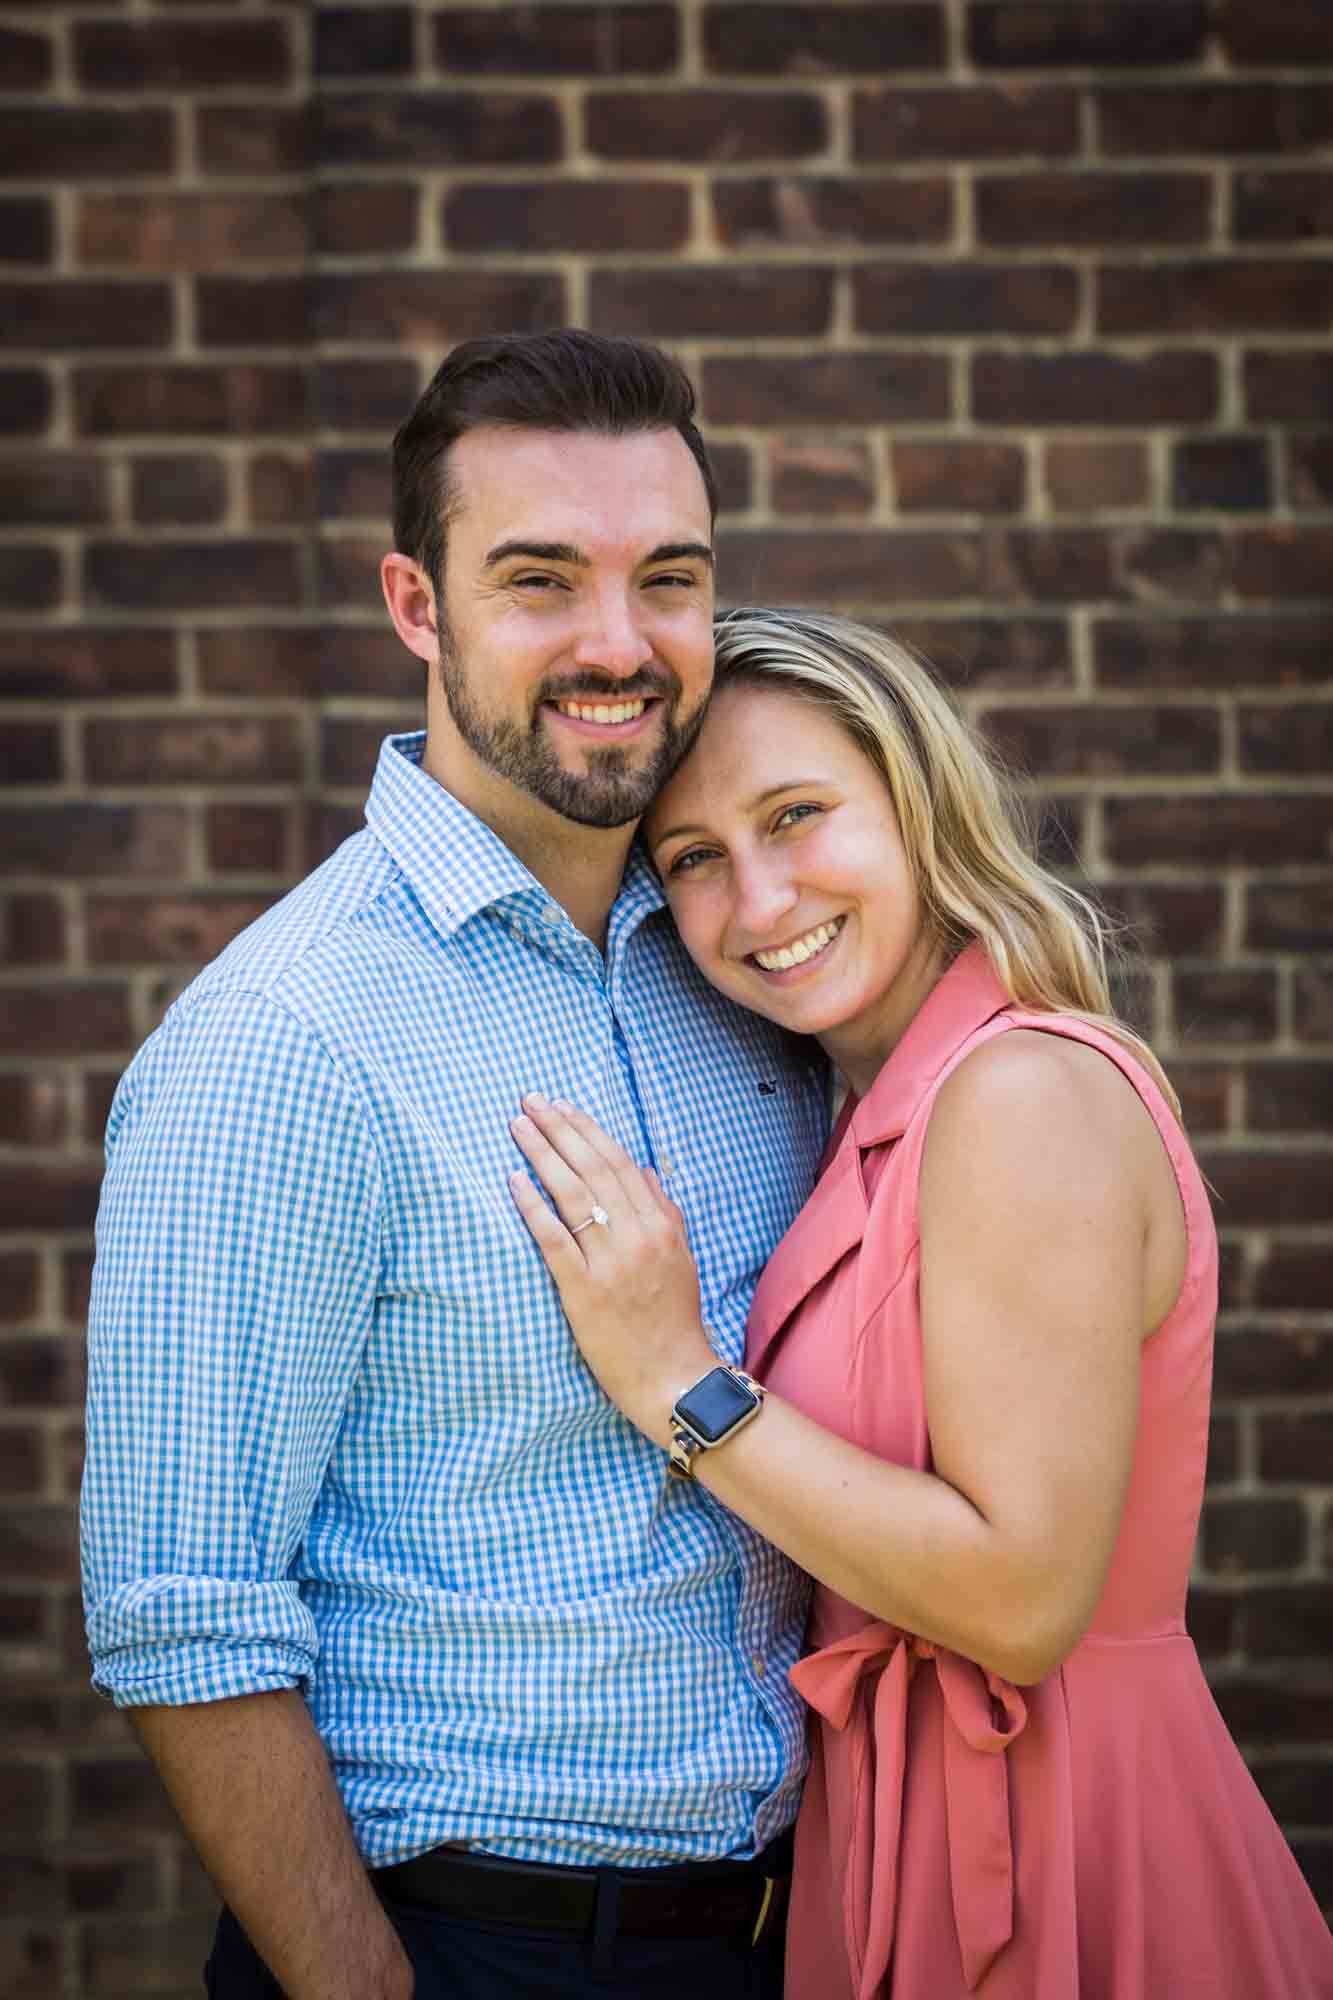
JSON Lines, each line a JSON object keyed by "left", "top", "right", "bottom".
{"left": 731, "top": 856, "right": 799, "bottom": 939}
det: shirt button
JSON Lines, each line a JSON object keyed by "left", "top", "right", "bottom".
{"left": 659, "top": 1157, "right": 676, "bottom": 1178}
{"left": 751, "top": 1654, "right": 767, "bottom": 1679}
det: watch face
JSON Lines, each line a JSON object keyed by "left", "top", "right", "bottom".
{"left": 676, "top": 1367, "right": 759, "bottom": 1443}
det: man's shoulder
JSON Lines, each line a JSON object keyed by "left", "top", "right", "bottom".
{"left": 162, "top": 827, "right": 401, "bottom": 1039}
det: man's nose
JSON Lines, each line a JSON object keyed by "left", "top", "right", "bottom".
{"left": 571, "top": 587, "right": 655, "bottom": 678}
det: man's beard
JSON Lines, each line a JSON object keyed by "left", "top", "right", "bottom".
{"left": 436, "top": 629, "right": 708, "bottom": 830}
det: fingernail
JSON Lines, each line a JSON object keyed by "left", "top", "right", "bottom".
{"left": 524, "top": 1092, "right": 548, "bottom": 1109}
{"left": 552, "top": 1096, "right": 574, "bottom": 1112}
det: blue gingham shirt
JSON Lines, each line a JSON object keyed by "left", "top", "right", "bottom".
{"left": 82, "top": 732, "right": 827, "bottom": 1868}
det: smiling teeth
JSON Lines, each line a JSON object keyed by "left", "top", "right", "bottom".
{"left": 754, "top": 918, "right": 843, "bottom": 972}
{"left": 556, "top": 699, "right": 647, "bottom": 724}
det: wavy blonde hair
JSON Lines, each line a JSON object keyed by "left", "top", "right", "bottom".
{"left": 712, "top": 606, "right": 1179, "bottom": 1114}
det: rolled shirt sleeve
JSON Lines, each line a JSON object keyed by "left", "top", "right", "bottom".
{"left": 81, "top": 988, "right": 383, "bottom": 1708}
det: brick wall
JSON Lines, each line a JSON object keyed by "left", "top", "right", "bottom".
{"left": 2, "top": 0, "right": 1331, "bottom": 1989}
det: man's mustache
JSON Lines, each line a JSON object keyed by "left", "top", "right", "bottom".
{"left": 535, "top": 669, "right": 678, "bottom": 706}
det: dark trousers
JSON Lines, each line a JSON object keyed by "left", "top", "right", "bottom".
{"left": 204, "top": 1886, "right": 786, "bottom": 1999}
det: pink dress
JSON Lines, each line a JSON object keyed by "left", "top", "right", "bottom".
{"left": 747, "top": 945, "right": 1333, "bottom": 2000}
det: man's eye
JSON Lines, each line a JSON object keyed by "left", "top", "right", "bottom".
{"left": 512, "top": 573, "right": 567, "bottom": 591}
{"left": 645, "top": 573, "right": 696, "bottom": 590}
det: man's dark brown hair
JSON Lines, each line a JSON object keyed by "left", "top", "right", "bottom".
{"left": 391, "top": 328, "right": 718, "bottom": 595}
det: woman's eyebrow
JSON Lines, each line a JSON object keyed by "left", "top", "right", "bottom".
{"left": 653, "top": 780, "right": 823, "bottom": 847}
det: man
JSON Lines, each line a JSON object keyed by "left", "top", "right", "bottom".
{"left": 81, "top": 330, "right": 827, "bottom": 1999}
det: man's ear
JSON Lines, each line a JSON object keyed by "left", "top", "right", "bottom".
{"left": 381, "top": 553, "right": 439, "bottom": 665}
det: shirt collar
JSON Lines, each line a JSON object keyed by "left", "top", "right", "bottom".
{"left": 848, "top": 940, "right": 1011, "bottom": 1148}
{"left": 363, "top": 731, "right": 667, "bottom": 946}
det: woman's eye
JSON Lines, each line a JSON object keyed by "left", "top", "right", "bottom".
{"left": 776, "top": 802, "right": 822, "bottom": 831}
{"left": 665, "top": 846, "right": 717, "bottom": 877}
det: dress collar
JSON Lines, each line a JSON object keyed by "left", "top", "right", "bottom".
{"left": 846, "top": 941, "right": 1011, "bottom": 1149}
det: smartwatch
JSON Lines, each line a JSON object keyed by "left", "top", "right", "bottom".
{"left": 668, "top": 1365, "right": 766, "bottom": 1480}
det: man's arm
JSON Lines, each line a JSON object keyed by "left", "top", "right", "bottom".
{"left": 132, "top": 1691, "right": 412, "bottom": 2000}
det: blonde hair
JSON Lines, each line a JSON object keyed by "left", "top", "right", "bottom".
{"left": 712, "top": 606, "right": 1179, "bottom": 1115}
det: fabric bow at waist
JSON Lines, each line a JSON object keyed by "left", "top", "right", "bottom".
{"left": 791, "top": 1620, "right": 1028, "bottom": 1998}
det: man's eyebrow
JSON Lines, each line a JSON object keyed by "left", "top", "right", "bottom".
{"left": 652, "top": 780, "right": 823, "bottom": 848}
{"left": 483, "top": 540, "right": 588, "bottom": 569}
{"left": 645, "top": 542, "right": 715, "bottom": 569}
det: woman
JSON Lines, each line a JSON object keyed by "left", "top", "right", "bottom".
{"left": 507, "top": 607, "right": 1333, "bottom": 1998}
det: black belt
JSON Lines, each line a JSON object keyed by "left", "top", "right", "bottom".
{"left": 371, "top": 1831, "right": 792, "bottom": 1946}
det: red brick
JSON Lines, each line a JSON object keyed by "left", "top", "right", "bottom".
{"left": 82, "top": 1072, "right": 120, "bottom": 1147}
{"left": 86, "top": 895, "right": 274, "bottom": 965}
{"left": 316, "top": 4, "right": 414, "bottom": 77}
{"left": 77, "top": 194, "right": 305, "bottom": 275}
{"left": 1119, "top": 527, "right": 1226, "bottom": 604}
{"left": 0, "top": 1336, "right": 84, "bottom": 1410}
{"left": 74, "top": 18, "right": 292, "bottom": 91}
{"left": 853, "top": 85, "right": 1079, "bottom": 160}
{"left": 1099, "top": 260, "right": 1333, "bottom": 336}
{"left": 1253, "top": 1763, "right": 1333, "bottom": 1829}
{"left": 856, "top": 262, "right": 1076, "bottom": 335}
{"left": 316, "top": 270, "right": 564, "bottom": 344}
{"left": 969, "top": 2, "right": 1207, "bottom": 66}
{"left": 1168, "top": 1064, "right": 1229, "bottom": 1136}
{"left": 0, "top": 985, "right": 132, "bottom": 1058}
{"left": 1234, "top": 170, "right": 1333, "bottom": 244}
{"left": 1233, "top": 527, "right": 1333, "bottom": 600}
{"left": 1217, "top": 1674, "right": 1333, "bottom": 1756}
{"left": 1186, "top": 1585, "right": 1236, "bottom": 1662}
{"left": 717, "top": 528, "right": 982, "bottom": 603}
{"left": 1173, "top": 968, "right": 1278, "bottom": 1046}
{"left": 978, "top": 173, "right": 1209, "bottom": 247}
{"left": 438, "top": 4, "right": 677, "bottom": 73}
{"left": 197, "top": 277, "right": 309, "bottom": 348}
{"left": 1173, "top": 437, "right": 1271, "bottom": 513}
{"left": 1098, "top": 881, "right": 1225, "bottom": 958}
{"left": 1239, "top": 703, "right": 1333, "bottom": 776}
{"left": 1245, "top": 349, "right": 1333, "bottom": 422}
{"left": 0, "top": 368, "right": 51, "bottom": 436}
{"left": 981, "top": 528, "right": 1113, "bottom": 602}
{"left": 0, "top": 1254, "right": 41, "bottom": 1326}
{"left": 1094, "top": 614, "right": 1332, "bottom": 691}
{"left": 0, "top": 720, "right": 61, "bottom": 781}
{"left": 85, "top": 714, "right": 302, "bottom": 787}
{"left": 0, "top": 1077, "right": 64, "bottom": 1147}
{"left": 317, "top": 535, "right": 392, "bottom": 611}
{"left": 247, "top": 452, "right": 312, "bottom": 528}
{"left": 1259, "top": 1413, "right": 1333, "bottom": 1486}
{"left": 73, "top": 365, "right": 307, "bottom": 437}
{"left": 0, "top": 24, "right": 52, "bottom": 89}
{"left": 1286, "top": 437, "right": 1333, "bottom": 510}
{"left": 80, "top": 1910, "right": 218, "bottom": 1995}
{"left": 204, "top": 803, "right": 290, "bottom": 874}
{"left": 302, "top": 801, "right": 365, "bottom": 870}
{"left": 1098, "top": 84, "right": 1333, "bottom": 158}
{"left": 1247, "top": 883, "right": 1333, "bottom": 954}
{"left": 713, "top": 177, "right": 950, "bottom": 249}
{"left": 316, "top": 184, "right": 419, "bottom": 257}
{"left": 131, "top": 453, "right": 227, "bottom": 527}
{"left": 586, "top": 90, "right": 826, "bottom": 162}
{"left": 0, "top": 628, "right": 175, "bottom": 700}
{"left": 1220, "top": 0, "right": 1333, "bottom": 64}
{"left": 710, "top": 443, "right": 752, "bottom": 514}
{"left": 318, "top": 91, "right": 561, "bottom": 166}
{"left": 893, "top": 442, "right": 1024, "bottom": 514}
{"left": 0, "top": 198, "right": 53, "bottom": 265}
{"left": 0, "top": 547, "right": 59, "bottom": 611}
{"left": 0, "top": 1760, "right": 58, "bottom": 1842}
{"left": 980, "top": 704, "right": 1220, "bottom": 780}
{"left": 1253, "top": 1247, "right": 1333, "bottom": 1313}
{"left": 0, "top": 107, "right": 175, "bottom": 181}
{"left": 64, "top": 1852, "right": 163, "bottom": 1919}
{"left": 316, "top": 449, "right": 390, "bottom": 520}
{"left": 1294, "top": 966, "right": 1333, "bottom": 1043}
{"left": 1045, "top": 441, "right": 1148, "bottom": 513}
{"left": 85, "top": 539, "right": 302, "bottom": 613}
{"left": 973, "top": 351, "right": 1217, "bottom": 426}
{"left": 1202, "top": 1498, "right": 1308, "bottom": 1577}
{"left": 591, "top": 265, "right": 831, "bottom": 338}
{"left": 703, "top": 351, "right": 950, "bottom": 425}
{"left": 314, "top": 358, "right": 419, "bottom": 431}
{"left": 1246, "top": 1062, "right": 1333, "bottom": 1134}
{"left": 302, "top": 627, "right": 420, "bottom": 699}
{"left": 890, "top": 618, "right": 1072, "bottom": 692}
{"left": 1104, "top": 795, "right": 1333, "bottom": 868}
{"left": 0, "top": 281, "right": 171, "bottom": 353}
{"left": 196, "top": 104, "right": 310, "bottom": 177}
{"left": 771, "top": 440, "right": 875, "bottom": 516}
{"left": 704, "top": 4, "right": 943, "bottom": 73}
{"left": 0, "top": 453, "right": 108, "bottom": 528}
{"left": 3, "top": 895, "right": 66, "bottom": 966}
{"left": 321, "top": 717, "right": 401, "bottom": 788}
{"left": 0, "top": 805, "right": 187, "bottom": 877}
{"left": 1195, "top": 1149, "right": 1333, "bottom": 1229}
